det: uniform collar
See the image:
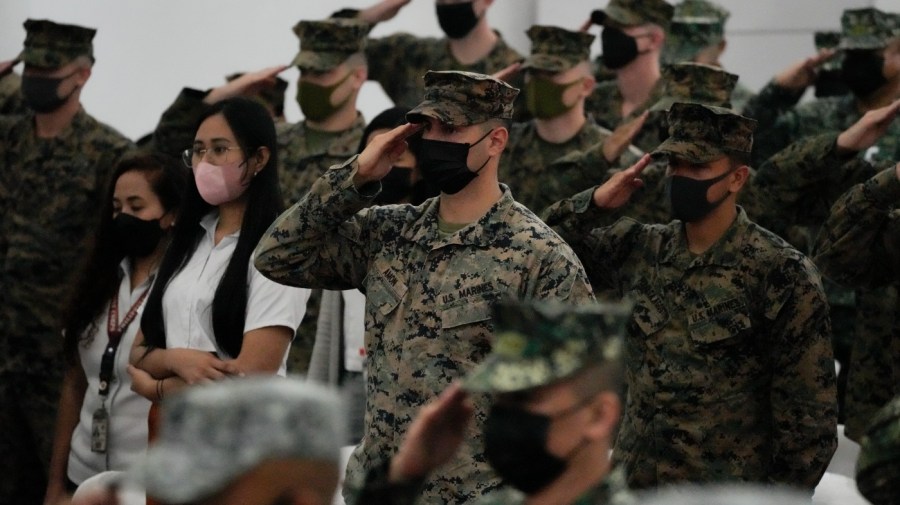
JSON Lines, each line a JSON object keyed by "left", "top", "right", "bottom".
{"left": 660, "top": 206, "right": 750, "bottom": 269}
{"left": 297, "top": 112, "right": 366, "bottom": 158}
{"left": 402, "top": 184, "right": 519, "bottom": 249}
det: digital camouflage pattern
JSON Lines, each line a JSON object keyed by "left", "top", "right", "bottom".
{"left": 475, "top": 466, "right": 635, "bottom": 505}
{"left": 0, "top": 109, "right": 133, "bottom": 501}
{"left": 672, "top": 0, "right": 730, "bottom": 20}
{"left": 291, "top": 18, "right": 369, "bottom": 72}
{"left": 649, "top": 63, "right": 737, "bottom": 112}
{"left": 595, "top": 0, "right": 674, "bottom": 30}
{"left": 134, "top": 378, "right": 344, "bottom": 504}
{"left": 355, "top": 27, "right": 522, "bottom": 110}
{"left": 521, "top": 25, "right": 595, "bottom": 73}
{"left": 662, "top": 17, "right": 725, "bottom": 65}
{"left": 652, "top": 102, "right": 755, "bottom": 162}
{"left": 253, "top": 156, "right": 594, "bottom": 504}
{"left": 17, "top": 19, "right": 96, "bottom": 68}
{"left": 542, "top": 193, "right": 838, "bottom": 490}
{"left": 462, "top": 299, "right": 629, "bottom": 394}
{"left": 500, "top": 119, "right": 612, "bottom": 215}
{"left": 815, "top": 31, "right": 844, "bottom": 72}
{"left": 813, "top": 167, "right": 900, "bottom": 440}
{"left": 856, "top": 396, "right": 900, "bottom": 505}
{"left": 839, "top": 7, "right": 895, "bottom": 50}
{"left": 586, "top": 78, "right": 667, "bottom": 153}
{"left": 407, "top": 70, "right": 519, "bottom": 126}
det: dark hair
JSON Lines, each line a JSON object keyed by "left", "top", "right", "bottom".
{"left": 140, "top": 98, "right": 283, "bottom": 358}
{"left": 62, "top": 152, "right": 189, "bottom": 364}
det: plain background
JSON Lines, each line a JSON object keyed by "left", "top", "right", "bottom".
{"left": 2, "top": 0, "right": 900, "bottom": 140}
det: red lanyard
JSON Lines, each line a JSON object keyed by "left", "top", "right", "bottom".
{"left": 98, "top": 287, "right": 150, "bottom": 397}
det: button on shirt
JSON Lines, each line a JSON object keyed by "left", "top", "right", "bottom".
{"left": 161, "top": 213, "right": 310, "bottom": 375}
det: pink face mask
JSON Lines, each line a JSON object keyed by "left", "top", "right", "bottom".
{"left": 193, "top": 161, "right": 250, "bottom": 206}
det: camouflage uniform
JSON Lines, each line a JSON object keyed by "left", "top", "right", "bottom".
{"left": 151, "top": 20, "right": 369, "bottom": 374}
{"left": 353, "top": 299, "right": 634, "bottom": 505}
{"left": 499, "top": 25, "right": 610, "bottom": 214}
{"left": 813, "top": 167, "right": 900, "bottom": 440}
{"left": 254, "top": 71, "right": 594, "bottom": 504}
{"left": 661, "top": 0, "right": 754, "bottom": 112}
{"left": 542, "top": 103, "right": 837, "bottom": 491}
{"left": 0, "top": 20, "right": 133, "bottom": 504}
{"left": 855, "top": 396, "right": 900, "bottom": 505}
{"left": 585, "top": 0, "right": 674, "bottom": 152}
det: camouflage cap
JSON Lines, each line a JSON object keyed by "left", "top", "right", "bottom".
{"left": 856, "top": 396, "right": 900, "bottom": 505}
{"left": 462, "top": 300, "right": 630, "bottom": 394}
{"left": 662, "top": 17, "right": 725, "bottom": 64}
{"left": 226, "top": 72, "right": 289, "bottom": 114}
{"left": 839, "top": 8, "right": 895, "bottom": 50}
{"left": 673, "top": 0, "right": 730, "bottom": 21}
{"left": 407, "top": 70, "right": 519, "bottom": 126}
{"left": 17, "top": 19, "right": 96, "bottom": 69}
{"left": 291, "top": 18, "right": 368, "bottom": 72}
{"left": 650, "top": 62, "right": 737, "bottom": 112}
{"left": 521, "top": 25, "right": 595, "bottom": 72}
{"left": 653, "top": 102, "right": 757, "bottom": 163}
{"left": 594, "top": 0, "right": 675, "bottom": 30}
{"left": 131, "top": 377, "right": 345, "bottom": 504}
{"left": 815, "top": 31, "right": 844, "bottom": 72}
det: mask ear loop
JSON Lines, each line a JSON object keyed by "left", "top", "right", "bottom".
{"left": 468, "top": 128, "right": 495, "bottom": 174}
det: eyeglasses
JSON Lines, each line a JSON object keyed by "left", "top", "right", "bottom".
{"left": 182, "top": 146, "right": 242, "bottom": 168}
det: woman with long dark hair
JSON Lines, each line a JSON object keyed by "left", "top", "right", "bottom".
{"left": 128, "top": 97, "right": 308, "bottom": 399}
{"left": 45, "top": 153, "right": 187, "bottom": 503}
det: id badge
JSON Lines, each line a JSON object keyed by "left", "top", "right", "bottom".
{"left": 91, "top": 406, "right": 109, "bottom": 453}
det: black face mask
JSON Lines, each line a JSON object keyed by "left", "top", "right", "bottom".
{"left": 415, "top": 129, "right": 492, "bottom": 195}
{"left": 375, "top": 166, "right": 413, "bottom": 205}
{"left": 485, "top": 403, "right": 582, "bottom": 494}
{"left": 21, "top": 72, "right": 78, "bottom": 113}
{"left": 841, "top": 50, "right": 888, "bottom": 98}
{"left": 815, "top": 69, "right": 850, "bottom": 98}
{"left": 666, "top": 167, "right": 735, "bottom": 223}
{"left": 436, "top": 1, "right": 480, "bottom": 39}
{"left": 601, "top": 27, "right": 639, "bottom": 70}
{"left": 113, "top": 213, "right": 164, "bottom": 258}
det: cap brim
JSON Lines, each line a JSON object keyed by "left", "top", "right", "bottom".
{"left": 291, "top": 50, "right": 343, "bottom": 72}
{"left": 600, "top": 6, "right": 644, "bottom": 27}
{"left": 652, "top": 137, "right": 727, "bottom": 164}
{"left": 521, "top": 55, "right": 575, "bottom": 73}
{"left": 130, "top": 443, "right": 240, "bottom": 504}
{"left": 407, "top": 100, "right": 474, "bottom": 126}
{"left": 461, "top": 353, "right": 582, "bottom": 394}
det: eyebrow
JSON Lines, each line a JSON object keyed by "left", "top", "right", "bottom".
{"left": 193, "top": 137, "right": 234, "bottom": 145}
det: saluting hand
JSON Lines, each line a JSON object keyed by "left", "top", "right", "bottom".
{"left": 204, "top": 65, "right": 288, "bottom": 105}
{"left": 389, "top": 383, "right": 474, "bottom": 483}
{"left": 0, "top": 59, "right": 14, "bottom": 78}
{"left": 774, "top": 48, "right": 836, "bottom": 91}
{"left": 836, "top": 99, "right": 900, "bottom": 155}
{"left": 492, "top": 62, "right": 522, "bottom": 83}
{"left": 360, "top": 0, "right": 413, "bottom": 24}
{"left": 592, "top": 154, "right": 652, "bottom": 209}
{"left": 354, "top": 122, "right": 423, "bottom": 187}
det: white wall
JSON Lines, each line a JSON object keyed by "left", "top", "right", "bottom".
{"left": 0, "top": 0, "right": 887, "bottom": 140}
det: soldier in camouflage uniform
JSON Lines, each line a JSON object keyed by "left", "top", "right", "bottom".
{"left": 151, "top": 19, "right": 370, "bottom": 375}
{"left": 855, "top": 396, "right": 900, "bottom": 505}
{"left": 662, "top": 0, "right": 755, "bottom": 112}
{"left": 542, "top": 102, "right": 837, "bottom": 491}
{"left": 334, "top": 0, "right": 523, "bottom": 111}
{"left": 583, "top": 0, "right": 674, "bottom": 153}
{"left": 0, "top": 19, "right": 133, "bottom": 504}
{"left": 498, "top": 25, "right": 613, "bottom": 214}
{"left": 132, "top": 377, "right": 346, "bottom": 505}
{"left": 253, "top": 70, "right": 594, "bottom": 504}
{"left": 353, "top": 299, "right": 634, "bottom": 505}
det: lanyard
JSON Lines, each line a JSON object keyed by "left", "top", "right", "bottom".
{"left": 98, "top": 287, "right": 150, "bottom": 397}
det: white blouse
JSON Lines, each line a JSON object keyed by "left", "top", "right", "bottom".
{"left": 68, "top": 260, "right": 152, "bottom": 484}
{"left": 161, "top": 212, "right": 310, "bottom": 375}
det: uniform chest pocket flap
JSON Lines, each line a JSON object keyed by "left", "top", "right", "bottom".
{"left": 367, "top": 267, "right": 408, "bottom": 316}
{"left": 689, "top": 309, "right": 752, "bottom": 345}
{"left": 440, "top": 294, "right": 495, "bottom": 330}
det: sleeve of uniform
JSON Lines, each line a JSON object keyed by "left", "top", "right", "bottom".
{"left": 362, "top": 33, "right": 421, "bottom": 104}
{"left": 813, "top": 167, "right": 900, "bottom": 287}
{"left": 345, "top": 458, "right": 425, "bottom": 505}
{"left": 746, "top": 133, "right": 872, "bottom": 236}
{"left": 253, "top": 155, "right": 379, "bottom": 291}
{"left": 149, "top": 87, "right": 215, "bottom": 158}
{"left": 764, "top": 251, "right": 838, "bottom": 490}
{"left": 541, "top": 188, "right": 645, "bottom": 294}
{"left": 741, "top": 81, "right": 805, "bottom": 156}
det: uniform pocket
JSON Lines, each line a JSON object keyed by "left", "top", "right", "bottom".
{"left": 688, "top": 310, "right": 751, "bottom": 345}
